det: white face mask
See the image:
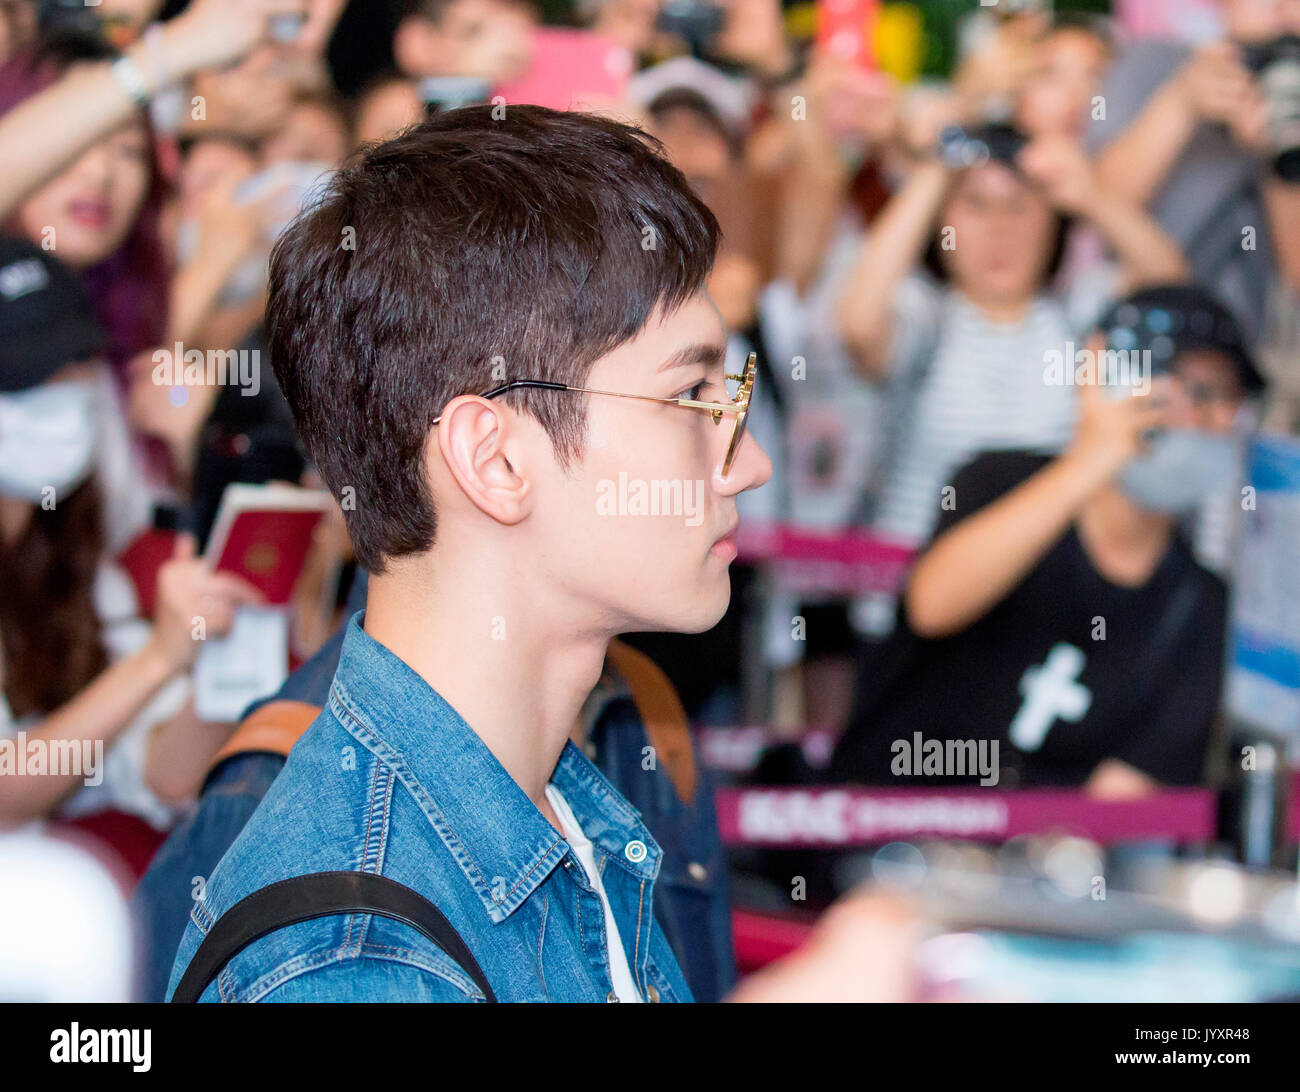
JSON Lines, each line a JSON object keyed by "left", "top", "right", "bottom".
{"left": 0, "top": 380, "right": 99, "bottom": 502}
{"left": 1118, "top": 428, "right": 1240, "bottom": 514}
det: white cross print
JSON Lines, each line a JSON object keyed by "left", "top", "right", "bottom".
{"left": 1008, "top": 643, "right": 1093, "bottom": 753}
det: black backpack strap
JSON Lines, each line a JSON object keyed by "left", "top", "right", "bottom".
{"left": 171, "top": 871, "right": 497, "bottom": 1003}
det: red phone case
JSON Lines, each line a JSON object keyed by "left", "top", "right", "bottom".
{"left": 817, "top": 0, "right": 880, "bottom": 70}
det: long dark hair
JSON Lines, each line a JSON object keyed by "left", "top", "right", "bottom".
{"left": 0, "top": 479, "right": 109, "bottom": 718}
{"left": 0, "top": 31, "right": 171, "bottom": 378}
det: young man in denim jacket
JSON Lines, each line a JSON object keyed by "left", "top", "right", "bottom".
{"left": 137, "top": 575, "right": 738, "bottom": 1002}
{"left": 166, "top": 104, "right": 770, "bottom": 1002}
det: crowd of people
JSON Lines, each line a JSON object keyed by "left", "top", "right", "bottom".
{"left": 1, "top": 0, "right": 1298, "bottom": 1002}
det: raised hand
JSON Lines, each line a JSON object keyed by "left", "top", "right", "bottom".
{"left": 148, "top": 534, "right": 264, "bottom": 673}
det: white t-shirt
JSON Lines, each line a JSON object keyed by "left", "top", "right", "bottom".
{"left": 543, "top": 782, "right": 642, "bottom": 1003}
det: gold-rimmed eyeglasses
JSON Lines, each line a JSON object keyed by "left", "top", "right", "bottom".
{"left": 432, "top": 350, "right": 758, "bottom": 478}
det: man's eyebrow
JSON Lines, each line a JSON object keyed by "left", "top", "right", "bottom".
{"left": 656, "top": 342, "right": 727, "bottom": 373}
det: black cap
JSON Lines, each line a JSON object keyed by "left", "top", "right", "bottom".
{"left": 1096, "top": 283, "right": 1265, "bottom": 395}
{"left": 0, "top": 235, "right": 105, "bottom": 394}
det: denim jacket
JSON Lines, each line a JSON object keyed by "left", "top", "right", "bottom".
{"left": 139, "top": 615, "right": 735, "bottom": 1002}
{"left": 165, "top": 613, "right": 698, "bottom": 1002}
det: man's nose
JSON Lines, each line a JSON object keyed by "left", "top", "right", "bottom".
{"left": 716, "top": 432, "right": 772, "bottom": 495}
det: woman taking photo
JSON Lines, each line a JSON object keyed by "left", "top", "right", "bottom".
{"left": 0, "top": 238, "right": 259, "bottom": 828}
{"left": 837, "top": 123, "right": 1189, "bottom": 552}
{"left": 0, "top": 0, "right": 315, "bottom": 484}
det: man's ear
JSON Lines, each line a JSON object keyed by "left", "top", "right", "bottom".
{"left": 393, "top": 17, "right": 443, "bottom": 78}
{"left": 431, "top": 397, "right": 533, "bottom": 527}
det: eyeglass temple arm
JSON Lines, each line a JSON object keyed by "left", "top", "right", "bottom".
{"left": 565, "top": 387, "right": 742, "bottom": 424}
{"left": 513, "top": 380, "right": 740, "bottom": 415}
{"left": 432, "top": 373, "right": 750, "bottom": 425}
{"left": 431, "top": 379, "right": 568, "bottom": 425}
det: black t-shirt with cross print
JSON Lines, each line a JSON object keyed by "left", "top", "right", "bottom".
{"left": 832, "top": 451, "right": 1228, "bottom": 788}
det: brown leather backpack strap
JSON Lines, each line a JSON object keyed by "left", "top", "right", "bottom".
{"left": 208, "top": 699, "right": 321, "bottom": 775}
{"left": 606, "top": 640, "right": 696, "bottom": 806}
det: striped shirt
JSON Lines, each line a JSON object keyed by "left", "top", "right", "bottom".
{"left": 870, "top": 271, "right": 1116, "bottom": 545}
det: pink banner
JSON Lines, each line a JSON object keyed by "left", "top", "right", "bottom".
{"left": 716, "top": 786, "right": 1217, "bottom": 847}
{"left": 734, "top": 522, "right": 915, "bottom": 595}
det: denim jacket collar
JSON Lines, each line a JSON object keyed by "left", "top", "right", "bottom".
{"left": 326, "top": 612, "right": 662, "bottom": 925}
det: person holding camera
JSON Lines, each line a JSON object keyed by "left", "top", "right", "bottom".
{"left": 831, "top": 284, "right": 1265, "bottom": 794}
{"left": 1091, "top": 0, "right": 1300, "bottom": 348}
{"left": 836, "top": 119, "right": 1187, "bottom": 555}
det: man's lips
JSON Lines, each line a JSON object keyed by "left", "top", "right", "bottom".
{"left": 711, "top": 520, "right": 740, "bottom": 560}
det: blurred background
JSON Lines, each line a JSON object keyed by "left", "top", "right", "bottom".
{"left": 3, "top": 0, "right": 1300, "bottom": 1003}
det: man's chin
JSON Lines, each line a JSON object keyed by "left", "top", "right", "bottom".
{"left": 628, "top": 586, "right": 731, "bottom": 636}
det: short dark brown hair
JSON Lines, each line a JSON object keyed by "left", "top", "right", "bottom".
{"left": 267, "top": 104, "right": 720, "bottom": 573}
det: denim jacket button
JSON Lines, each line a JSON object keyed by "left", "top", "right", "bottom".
{"left": 687, "top": 861, "right": 707, "bottom": 882}
{"left": 647, "top": 984, "right": 661, "bottom": 1003}
{"left": 624, "top": 840, "right": 647, "bottom": 863}
{"left": 606, "top": 990, "right": 619, "bottom": 1003}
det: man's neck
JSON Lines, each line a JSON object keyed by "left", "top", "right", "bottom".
{"left": 1076, "top": 484, "right": 1176, "bottom": 587}
{"left": 363, "top": 542, "right": 611, "bottom": 815}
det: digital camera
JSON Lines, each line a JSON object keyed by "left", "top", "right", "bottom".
{"left": 1241, "top": 35, "right": 1300, "bottom": 182}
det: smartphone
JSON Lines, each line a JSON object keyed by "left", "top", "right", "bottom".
{"left": 494, "top": 28, "right": 633, "bottom": 112}
{"left": 655, "top": 0, "right": 726, "bottom": 59}
{"left": 232, "top": 161, "right": 334, "bottom": 242}
{"left": 419, "top": 77, "right": 493, "bottom": 115}
{"left": 817, "top": 0, "right": 880, "bottom": 70}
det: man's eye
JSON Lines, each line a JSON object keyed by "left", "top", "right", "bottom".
{"left": 677, "top": 381, "right": 706, "bottom": 401}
